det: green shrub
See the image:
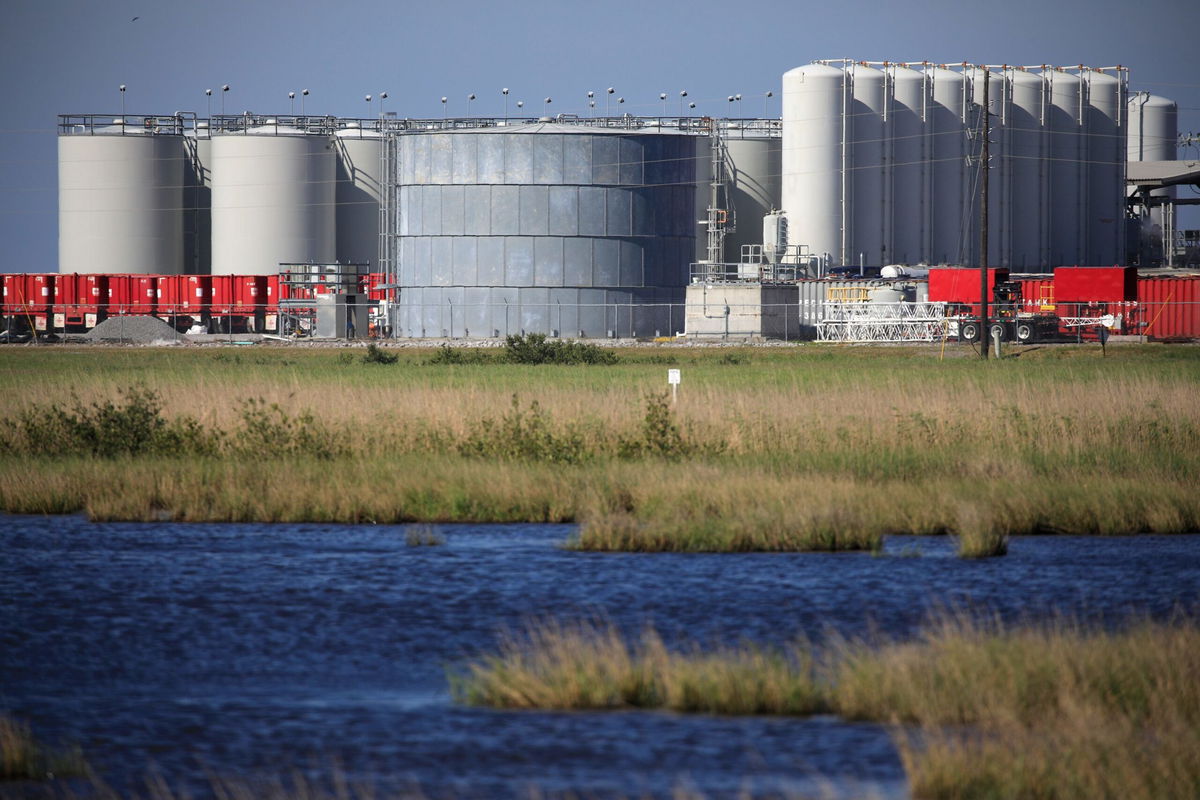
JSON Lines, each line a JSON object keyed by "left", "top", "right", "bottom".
{"left": 458, "top": 395, "right": 592, "bottom": 464}
{"left": 237, "top": 398, "right": 346, "bottom": 459}
{"left": 360, "top": 344, "right": 398, "bottom": 364}
{"left": 4, "top": 387, "right": 218, "bottom": 458}
{"left": 502, "top": 333, "right": 618, "bottom": 365}
{"left": 618, "top": 393, "right": 704, "bottom": 460}
{"left": 427, "top": 344, "right": 492, "bottom": 365}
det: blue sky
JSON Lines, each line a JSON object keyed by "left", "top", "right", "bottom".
{"left": 2, "top": 0, "right": 1197, "bottom": 271}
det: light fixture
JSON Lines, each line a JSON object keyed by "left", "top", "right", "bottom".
{"left": 288, "top": 91, "right": 295, "bottom": 116}
{"left": 301, "top": 88, "right": 308, "bottom": 117}
{"left": 502, "top": 87, "right": 510, "bottom": 119}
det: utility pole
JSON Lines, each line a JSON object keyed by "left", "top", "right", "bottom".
{"left": 980, "top": 68, "right": 990, "bottom": 361}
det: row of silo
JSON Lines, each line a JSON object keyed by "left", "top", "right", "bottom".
{"left": 781, "top": 62, "right": 1129, "bottom": 271}
{"left": 59, "top": 115, "right": 382, "bottom": 276}
{"left": 391, "top": 124, "right": 702, "bottom": 338}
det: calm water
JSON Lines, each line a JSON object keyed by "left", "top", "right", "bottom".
{"left": 2, "top": 515, "right": 1198, "bottom": 799}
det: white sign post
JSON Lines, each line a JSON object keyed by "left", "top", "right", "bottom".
{"left": 667, "top": 368, "right": 681, "bottom": 404}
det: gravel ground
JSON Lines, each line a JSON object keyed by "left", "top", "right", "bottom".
{"left": 82, "top": 315, "right": 185, "bottom": 344}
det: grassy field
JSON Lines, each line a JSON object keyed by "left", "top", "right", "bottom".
{"left": 1, "top": 342, "right": 1198, "bottom": 546}
{"left": 454, "top": 612, "right": 1200, "bottom": 799}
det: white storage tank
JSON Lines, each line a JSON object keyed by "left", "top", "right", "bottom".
{"left": 889, "top": 65, "right": 929, "bottom": 266}
{"left": 1128, "top": 92, "right": 1178, "bottom": 256}
{"left": 182, "top": 123, "right": 212, "bottom": 275}
{"left": 210, "top": 121, "right": 335, "bottom": 275}
{"left": 59, "top": 118, "right": 184, "bottom": 275}
{"left": 1084, "top": 69, "right": 1126, "bottom": 265}
{"left": 925, "top": 66, "right": 967, "bottom": 265}
{"left": 848, "top": 64, "right": 887, "bottom": 268}
{"left": 782, "top": 63, "right": 846, "bottom": 267}
{"left": 1047, "top": 69, "right": 1086, "bottom": 265}
{"left": 723, "top": 135, "right": 782, "bottom": 262}
{"left": 335, "top": 122, "right": 383, "bottom": 266}
{"left": 1006, "top": 69, "right": 1048, "bottom": 270}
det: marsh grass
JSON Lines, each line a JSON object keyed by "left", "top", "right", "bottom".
{"left": 0, "top": 713, "right": 85, "bottom": 781}
{"left": 452, "top": 618, "right": 825, "bottom": 715}
{"left": 954, "top": 504, "right": 1009, "bottom": 558}
{"left": 1, "top": 345, "right": 1198, "bottom": 541}
{"left": 456, "top": 613, "right": 1200, "bottom": 798}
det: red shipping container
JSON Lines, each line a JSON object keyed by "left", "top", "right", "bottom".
{"left": 1135, "top": 276, "right": 1200, "bottom": 340}
{"left": 53, "top": 274, "right": 108, "bottom": 329}
{"left": 2, "top": 274, "right": 54, "bottom": 331}
{"left": 928, "top": 268, "right": 1010, "bottom": 304}
{"left": 1052, "top": 267, "right": 1138, "bottom": 303}
{"left": 1015, "top": 278, "right": 1056, "bottom": 314}
{"left": 210, "top": 275, "right": 267, "bottom": 315}
{"left": 108, "top": 275, "right": 157, "bottom": 315}
{"left": 157, "top": 275, "right": 210, "bottom": 315}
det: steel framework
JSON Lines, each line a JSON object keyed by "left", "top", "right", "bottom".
{"left": 817, "top": 301, "right": 947, "bottom": 342}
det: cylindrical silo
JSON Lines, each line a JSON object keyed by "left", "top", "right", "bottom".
{"left": 782, "top": 63, "right": 846, "bottom": 267}
{"left": 1084, "top": 70, "right": 1125, "bottom": 266}
{"left": 848, "top": 64, "right": 887, "bottom": 268}
{"left": 1128, "top": 93, "right": 1178, "bottom": 262}
{"left": 393, "top": 124, "right": 697, "bottom": 338}
{"left": 963, "top": 67, "right": 1008, "bottom": 268}
{"left": 210, "top": 122, "right": 335, "bottom": 275}
{"left": 889, "top": 65, "right": 929, "bottom": 265}
{"left": 1007, "top": 69, "right": 1047, "bottom": 270}
{"left": 1047, "top": 69, "right": 1086, "bottom": 265}
{"left": 59, "top": 118, "right": 184, "bottom": 274}
{"left": 182, "top": 123, "right": 212, "bottom": 275}
{"left": 335, "top": 122, "right": 383, "bottom": 266}
{"left": 723, "top": 135, "right": 782, "bottom": 262}
{"left": 925, "top": 67, "right": 967, "bottom": 265}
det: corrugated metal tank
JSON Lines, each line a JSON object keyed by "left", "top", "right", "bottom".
{"left": 782, "top": 63, "right": 845, "bottom": 267}
{"left": 723, "top": 135, "right": 781, "bottom": 262}
{"left": 889, "top": 66, "right": 929, "bottom": 265}
{"left": 210, "top": 123, "right": 336, "bottom": 275}
{"left": 393, "top": 124, "right": 697, "bottom": 338}
{"left": 1084, "top": 70, "right": 1125, "bottom": 265}
{"left": 926, "top": 66, "right": 967, "bottom": 265}
{"left": 59, "top": 122, "right": 184, "bottom": 275}
{"left": 1047, "top": 70, "right": 1085, "bottom": 265}
{"left": 848, "top": 64, "right": 887, "bottom": 268}
{"left": 335, "top": 123, "right": 382, "bottom": 266}
{"left": 1007, "top": 70, "right": 1047, "bottom": 270}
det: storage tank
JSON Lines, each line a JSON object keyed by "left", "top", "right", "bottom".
{"left": 889, "top": 65, "right": 929, "bottom": 265}
{"left": 963, "top": 67, "right": 1008, "bottom": 268}
{"left": 393, "top": 124, "right": 698, "bottom": 337}
{"left": 1128, "top": 93, "right": 1178, "bottom": 260}
{"left": 59, "top": 117, "right": 184, "bottom": 275}
{"left": 182, "top": 123, "right": 212, "bottom": 275}
{"left": 1084, "top": 70, "right": 1125, "bottom": 266}
{"left": 210, "top": 121, "right": 335, "bottom": 275}
{"left": 1047, "top": 69, "right": 1086, "bottom": 265}
{"left": 723, "top": 135, "right": 782, "bottom": 261}
{"left": 1007, "top": 69, "right": 1047, "bottom": 270}
{"left": 782, "top": 63, "right": 846, "bottom": 267}
{"left": 335, "top": 122, "right": 383, "bottom": 266}
{"left": 848, "top": 64, "right": 887, "bottom": 268}
{"left": 925, "top": 67, "right": 967, "bottom": 265}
